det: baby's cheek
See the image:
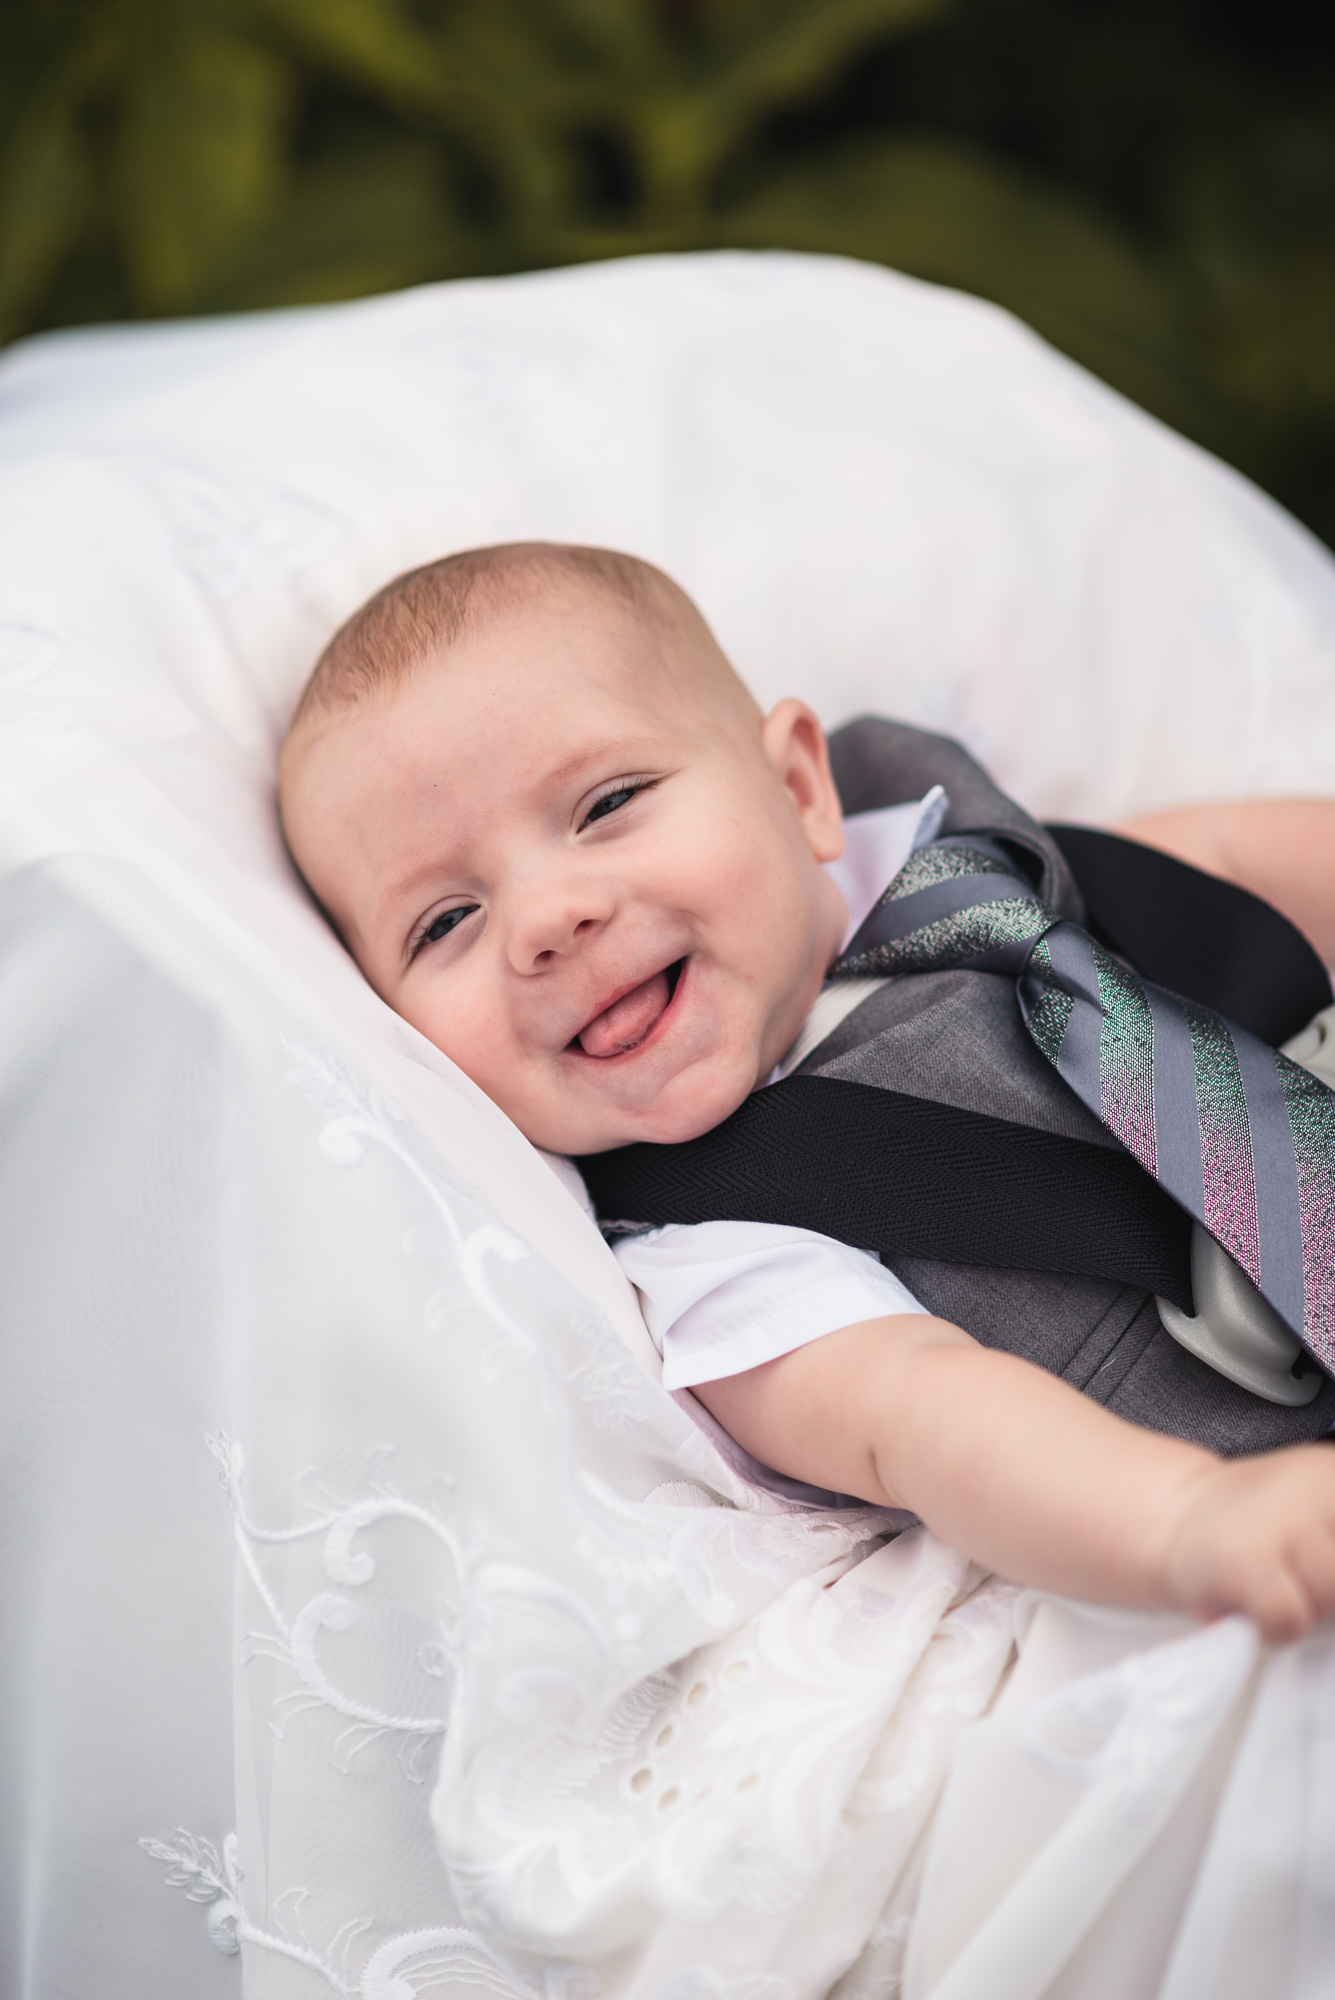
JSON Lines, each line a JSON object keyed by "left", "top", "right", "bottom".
{"left": 405, "top": 989, "right": 507, "bottom": 1086}
{"left": 462, "top": 1051, "right": 559, "bottom": 1143}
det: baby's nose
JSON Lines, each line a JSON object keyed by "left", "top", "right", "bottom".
{"left": 530, "top": 914, "right": 600, "bottom": 966}
{"left": 508, "top": 880, "right": 612, "bottom": 969}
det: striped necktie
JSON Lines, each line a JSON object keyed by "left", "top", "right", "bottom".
{"left": 832, "top": 834, "right": 1335, "bottom": 1375}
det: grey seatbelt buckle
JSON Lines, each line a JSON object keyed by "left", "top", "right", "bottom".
{"left": 1157, "top": 1227, "right": 1322, "bottom": 1406}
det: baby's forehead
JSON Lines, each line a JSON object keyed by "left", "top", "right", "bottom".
{"left": 283, "top": 568, "right": 751, "bottom": 824}
{"left": 304, "top": 653, "right": 686, "bottom": 801}
{"left": 416, "top": 597, "right": 734, "bottom": 736}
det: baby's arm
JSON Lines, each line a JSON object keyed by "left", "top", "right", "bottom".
{"left": 695, "top": 1314, "right": 1335, "bottom": 1640}
{"left": 1117, "top": 798, "right": 1335, "bottom": 965}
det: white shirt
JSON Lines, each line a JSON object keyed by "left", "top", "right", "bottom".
{"left": 610, "top": 791, "right": 948, "bottom": 1392}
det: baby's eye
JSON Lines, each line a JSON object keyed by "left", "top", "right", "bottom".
{"left": 581, "top": 780, "right": 653, "bottom": 829}
{"left": 414, "top": 904, "right": 479, "bottom": 956}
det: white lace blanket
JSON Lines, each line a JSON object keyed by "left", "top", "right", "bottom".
{"left": 1, "top": 253, "right": 1333, "bottom": 1999}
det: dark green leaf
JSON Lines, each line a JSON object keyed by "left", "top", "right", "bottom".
{"left": 0, "top": 35, "right": 105, "bottom": 337}
{"left": 113, "top": 11, "right": 293, "bottom": 310}
{"left": 199, "top": 133, "right": 479, "bottom": 309}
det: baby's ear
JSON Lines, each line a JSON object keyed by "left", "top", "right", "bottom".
{"left": 761, "top": 699, "right": 846, "bottom": 863}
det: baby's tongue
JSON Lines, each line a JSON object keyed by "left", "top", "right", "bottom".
{"left": 578, "top": 971, "right": 671, "bottom": 1058}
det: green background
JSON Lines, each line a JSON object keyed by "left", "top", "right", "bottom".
{"left": 5, "top": 1, "right": 1335, "bottom": 541}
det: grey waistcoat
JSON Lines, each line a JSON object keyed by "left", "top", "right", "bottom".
{"left": 818, "top": 715, "right": 1335, "bottom": 1455}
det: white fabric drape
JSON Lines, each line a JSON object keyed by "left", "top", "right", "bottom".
{"left": 2, "top": 251, "right": 1334, "bottom": 2000}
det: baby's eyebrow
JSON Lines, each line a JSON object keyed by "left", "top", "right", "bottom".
{"left": 384, "top": 854, "right": 466, "bottom": 908}
{"left": 540, "top": 736, "right": 663, "bottom": 787}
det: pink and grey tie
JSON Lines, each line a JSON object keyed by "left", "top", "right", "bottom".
{"left": 833, "top": 836, "right": 1335, "bottom": 1375}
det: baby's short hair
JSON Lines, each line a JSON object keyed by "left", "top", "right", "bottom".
{"left": 288, "top": 541, "right": 692, "bottom": 741}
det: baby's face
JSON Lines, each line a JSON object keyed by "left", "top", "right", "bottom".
{"left": 282, "top": 588, "right": 848, "bottom": 1153}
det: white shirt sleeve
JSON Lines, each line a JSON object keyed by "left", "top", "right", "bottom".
{"left": 610, "top": 1220, "right": 930, "bottom": 1390}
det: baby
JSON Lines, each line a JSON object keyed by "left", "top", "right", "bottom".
{"left": 280, "top": 541, "right": 1335, "bottom": 1643}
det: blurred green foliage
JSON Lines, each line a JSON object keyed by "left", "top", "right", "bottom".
{"left": 4, "top": 0, "right": 1335, "bottom": 539}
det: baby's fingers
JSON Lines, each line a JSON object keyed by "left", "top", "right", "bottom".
{"left": 1230, "top": 1518, "right": 1335, "bottom": 1643}
{"left": 1240, "top": 1567, "right": 1318, "bottom": 1645}
{"left": 1287, "top": 1516, "right": 1335, "bottom": 1630}
{"left": 1167, "top": 1444, "right": 1335, "bottom": 1641}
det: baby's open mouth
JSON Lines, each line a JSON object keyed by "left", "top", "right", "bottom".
{"left": 575, "top": 962, "right": 682, "bottom": 1059}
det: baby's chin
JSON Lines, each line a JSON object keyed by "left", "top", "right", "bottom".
{"left": 518, "top": 1057, "right": 759, "bottom": 1157}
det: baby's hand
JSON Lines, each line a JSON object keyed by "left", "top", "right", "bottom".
{"left": 1165, "top": 1444, "right": 1335, "bottom": 1642}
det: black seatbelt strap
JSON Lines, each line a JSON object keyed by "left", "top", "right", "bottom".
{"left": 1044, "top": 824, "right": 1332, "bottom": 1046}
{"left": 578, "top": 1077, "right": 1195, "bottom": 1308}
